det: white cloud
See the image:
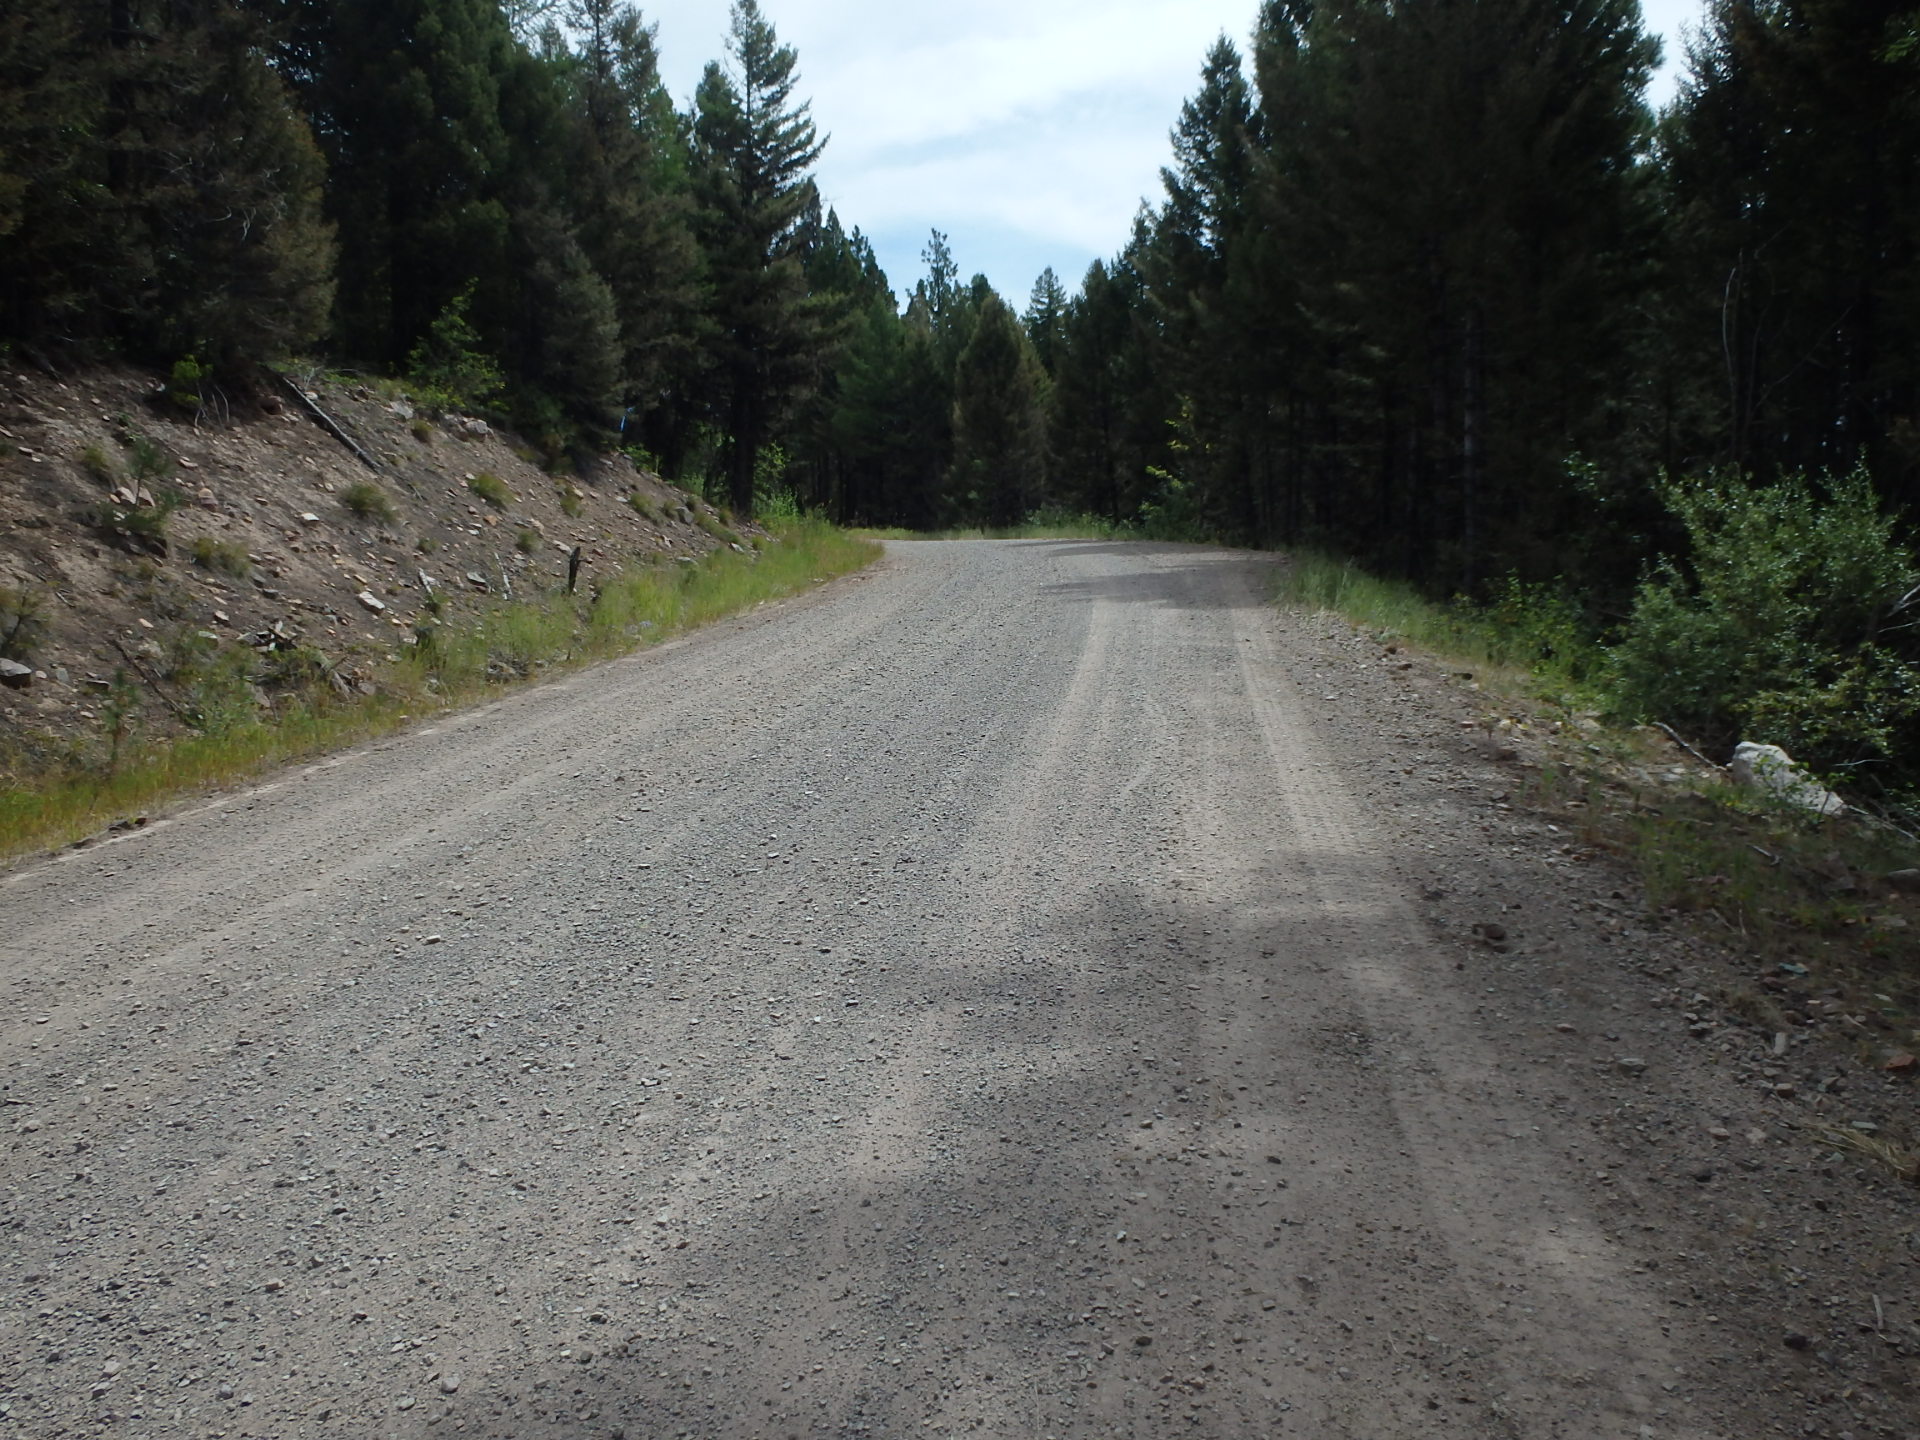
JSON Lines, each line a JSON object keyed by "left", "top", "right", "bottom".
{"left": 637, "top": 0, "right": 1704, "bottom": 304}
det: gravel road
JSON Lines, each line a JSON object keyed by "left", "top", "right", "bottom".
{"left": 4, "top": 540, "right": 1911, "bottom": 1440}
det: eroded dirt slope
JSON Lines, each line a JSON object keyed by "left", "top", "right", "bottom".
{"left": 0, "top": 364, "right": 748, "bottom": 768}
{"left": 1, "top": 540, "right": 1915, "bottom": 1440}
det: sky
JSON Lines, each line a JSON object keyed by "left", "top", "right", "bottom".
{"left": 638, "top": 0, "right": 1708, "bottom": 310}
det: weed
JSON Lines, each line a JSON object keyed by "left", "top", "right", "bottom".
{"left": 342, "top": 481, "right": 396, "bottom": 523}
{"left": 559, "top": 485, "right": 584, "bottom": 518}
{"left": 1278, "top": 549, "right": 1601, "bottom": 700}
{"left": 101, "top": 669, "right": 141, "bottom": 773}
{"left": 411, "top": 418, "right": 435, "bottom": 443}
{"left": 516, "top": 528, "right": 541, "bottom": 555}
{"left": 1800, "top": 1118, "right": 1920, "bottom": 1185}
{"left": 694, "top": 511, "right": 741, "bottom": 547}
{"left": 628, "top": 492, "right": 659, "bottom": 522}
{"left": 81, "top": 444, "right": 118, "bottom": 484}
{"left": 189, "top": 536, "right": 251, "bottom": 578}
{"left": 469, "top": 473, "right": 511, "bottom": 510}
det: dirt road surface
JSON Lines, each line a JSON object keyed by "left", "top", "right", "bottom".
{"left": 4, "top": 541, "right": 1915, "bottom": 1440}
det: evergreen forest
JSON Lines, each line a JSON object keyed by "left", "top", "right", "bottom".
{"left": 5, "top": 0, "right": 1920, "bottom": 781}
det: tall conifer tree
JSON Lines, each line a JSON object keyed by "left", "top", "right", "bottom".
{"left": 691, "top": 0, "right": 828, "bottom": 515}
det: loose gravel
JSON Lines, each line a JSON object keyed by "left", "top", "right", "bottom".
{"left": 2, "top": 540, "right": 1915, "bottom": 1440}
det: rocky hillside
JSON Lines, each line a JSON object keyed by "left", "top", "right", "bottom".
{"left": 0, "top": 364, "right": 753, "bottom": 773}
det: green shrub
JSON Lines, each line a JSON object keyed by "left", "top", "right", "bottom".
{"left": 516, "top": 528, "right": 541, "bottom": 555}
{"left": 168, "top": 355, "right": 210, "bottom": 414}
{"left": 342, "top": 481, "right": 395, "bottom": 523}
{"left": 755, "top": 487, "right": 802, "bottom": 524}
{"left": 410, "top": 417, "right": 435, "bottom": 443}
{"left": 92, "top": 490, "right": 181, "bottom": 551}
{"left": 1609, "top": 466, "right": 1920, "bottom": 771}
{"left": 468, "top": 472, "right": 511, "bottom": 509}
{"left": 559, "top": 485, "right": 583, "bottom": 518}
{"left": 628, "top": 492, "right": 658, "bottom": 521}
{"left": 406, "top": 282, "right": 503, "bottom": 412}
{"left": 189, "top": 536, "right": 251, "bottom": 578}
{"left": 0, "top": 585, "right": 45, "bottom": 660}
{"left": 127, "top": 436, "right": 175, "bottom": 484}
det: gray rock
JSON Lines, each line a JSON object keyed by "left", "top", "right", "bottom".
{"left": 1730, "top": 741, "right": 1845, "bottom": 817}
{"left": 355, "top": 590, "right": 387, "bottom": 613}
{"left": 0, "top": 658, "right": 32, "bottom": 689}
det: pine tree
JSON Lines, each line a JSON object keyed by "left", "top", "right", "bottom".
{"left": 1023, "top": 267, "right": 1069, "bottom": 377}
{"left": 1243, "top": 0, "right": 1660, "bottom": 584}
{"left": 561, "top": 0, "right": 702, "bottom": 420}
{"left": 950, "top": 292, "right": 1049, "bottom": 527}
{"left": 691, "top": 0, "right": 829, "bottom": 515}
{"left": 0, "top": 0, "right": 334, "bottom": 365}
{"left": 1660, "top": 0, "right": 1920, "bottom": 501}
{"left": 279, "top": 0, "right": 520, "bottom": 368}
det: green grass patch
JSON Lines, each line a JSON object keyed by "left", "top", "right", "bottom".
{"left": 341, "top": 481, "right": 395, "bottom": 523}
{"left": 1277, "top": 548, "right": 1600, "bottom": 699}
{"left": 0, "top": 518, "right": 879, "bottom": 860}
{"left": 468, "top": 472, "right": 511, "bottom": 509}
{"left": 189, "top": 536, "right": 251, "bottom": 578}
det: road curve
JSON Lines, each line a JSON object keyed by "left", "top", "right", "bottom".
{"left": 3, "top": 540, "right": 1714, "bottom": 1438}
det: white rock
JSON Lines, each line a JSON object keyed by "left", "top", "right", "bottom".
{"left": 1730, "top": 741, "right": 1845, "bottom": 816}
{"left": 356, "top": 590, "right": 387, "bottom": 613}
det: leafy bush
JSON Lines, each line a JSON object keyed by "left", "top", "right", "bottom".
{"left": 468, "top": 472, "right": 511, "bottom": 509}
{"left": 516, "top": 528, "right": 541, "bottom": 554}
{"left": 341, "top": 481, "right": 395, "bottom": 523}
{"left": 410, "top": 417, "right": 434, "bottom": 443}
{"left": 627, "top": 492, "right": 658, "bottom": 521}
{"left": 755, "top": 487, "right": 802, "bottom": 524}
{"left": 189, "top": 536, "right": 251, "bottom": 578}
{"left": 559, "top": 485, "right": 583, "bottom": 518}
{"left": 1609, "top": 466, "right": 1920, "bottom": 772}
{"left": 406, "top": 281, "right": 503, "bottom": 412}
{"left": 168, "top": 355, "right": 211, "bottom": 414}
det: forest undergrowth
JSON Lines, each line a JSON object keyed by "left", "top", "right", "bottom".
{"left": 1277, "top": 526, "right": 1920, "bottom": 1043}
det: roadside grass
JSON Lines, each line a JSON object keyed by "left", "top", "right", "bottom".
{"left": 0, "top": 518, "right": 877, "bottom": 860}
{"left": 1281, "top": 544, "right": 1920, "bottom": 1097}
{"left": 856, "top": 512, "right": 1164, "bottom": 542}
{"left": 1277, "top": 548, "right": 1600, "bottom": 704}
